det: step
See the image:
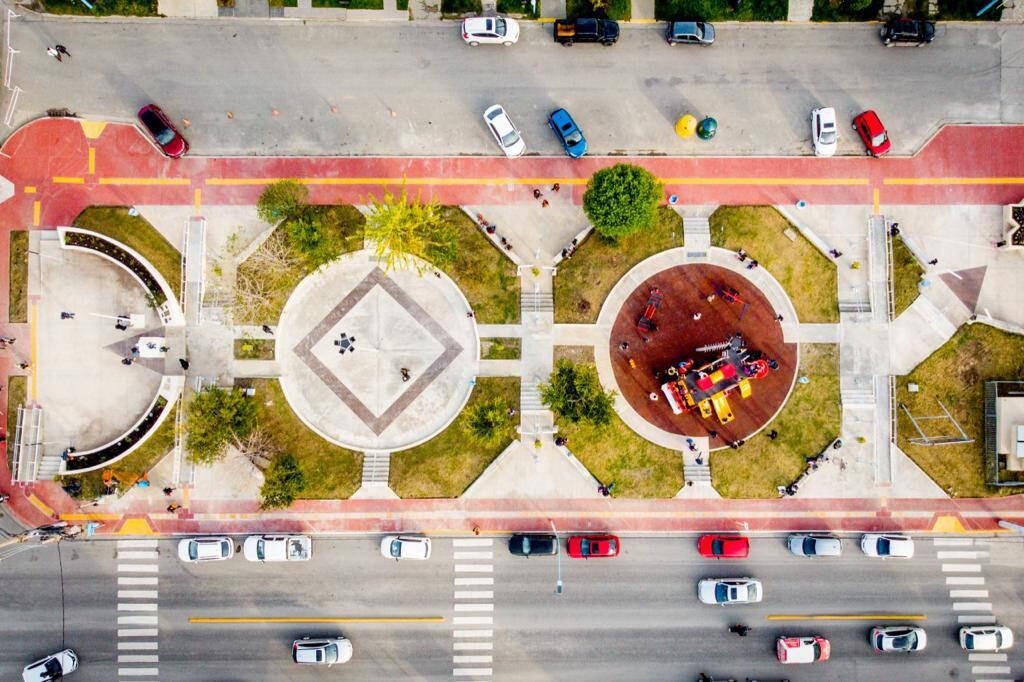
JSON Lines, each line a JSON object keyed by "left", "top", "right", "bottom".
{"left": 520, "top": 385, "right": 544, "bottom": 411}
{"left": 838, "top": 300, "right": 872, "bottom": 313}
{"left": 683, "top": 464, "right": 712, "bottom": 484}
{"left": 361, "top": 451, "right": 391, "bottom": 485}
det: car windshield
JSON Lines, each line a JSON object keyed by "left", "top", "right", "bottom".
{"left": 141, "top": 111, "right": 174, "bottom": 145}
{"left": 812, "top": 642, "right": 821, "bottom": 658}
{"left": 877, "top": 538, "right": 891, "bottom": 555}
{"left": 256, "top": 540, "right": 266, "bottom": 560}
{"left": 45, "top": 658, "right": 62, "bottom": 674}
{"left": 964, "top": 633, "right": 975, "bottom": 648}
{"left": 891, "top": 633, "right": 915, "bottom": 649}
{"left": 189, "top": 542, "right": 199, "bottom": 560}
{"left": 521, "top": 537, "right": 531, "bottom": 553}
{"left": 322, "top": 643, "right": 338, "bottom": 663}
{"left": 495, "top": 18, "right": 507, "bottom": 35}
{"left": 579, "top": 539, "right": 591, "bottom": 555}
{"left": 711, "top": 540, "right": 724, "bottom": 555}
{"left": 390, "top": 539, "right": 403, "bottom": 557}
{"left": 803, "top": 538, "right": 817, "bottom": 554}
{"left": 715, "top": 584, "right": 729, "bottom": 602}
{"left": 564, "top": 130, "right": 583, "bottom": 144}
{"left": 500, "top": 129, "right": 520, "bottom": 147}
{"left": 871, "top": 132, "right": 888, "bottom": 148}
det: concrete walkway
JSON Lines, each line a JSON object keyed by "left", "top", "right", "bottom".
{"left": 787, "top": 0, "right": 814, "bottom": 21}
{"left": 631, "top": 0, "right": 655, "bottom": 21}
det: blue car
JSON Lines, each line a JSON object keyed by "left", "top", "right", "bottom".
{"left": 547, "top": 108, "right": 587, "bottom": 158}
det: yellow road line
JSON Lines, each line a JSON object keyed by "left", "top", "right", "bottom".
{"left": 59, "top": 513, "right": 122, "bottom": 521}
{"left": 194, "top": 189, "right": 201, "bottom": 215}
{"left": 28, "top": 494, "right": 54, "bottom": 517}
{"left": 52, "top": 177, "right": 85, "bottom": 184}
{"left": 205, "top": 176, "right": 869, "bottom": 187}
{"left": 32, "top": 201, "right": 40, "bottom": 226}
{"left": 117, "top": 518, "right": 157, "bottom": 535}
{"left": 88, "top": 148, "right": 95, "bottom": 175}
{"left": 29, "top": 302, "right": 37, "bottom": 400}
{"left": 190, "top": 617, "right": 444, "bottom": 624}
{"left": 767, "top": 614, "right": 926, "bottom": 621}
{"left": 872, "top": 188, "right": 880, "bottom": 214}
{"left": 660, "top": 177, "right": 869, "bottom": 186}
{"left": 23, "top": 186, "right": 35, "bottom": 194}
{"left": 884, "top": 177, "right": 1024, "bottom": 186}
{"left": 98, "top": 178, "right": 191, "bottom": 186}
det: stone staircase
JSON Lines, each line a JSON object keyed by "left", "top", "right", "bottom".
{"left": 520, "top": 383, "right": 544, "bottom": 412}
{"left": 361, "top": 450, "right": 391, "bottom": 486}
{"left": 838, "top": 300, "right": 872, "bottom": 314}
{"left": 521, "top": 290, "right": 553, "bottom": 313}
{"left": 683, "top": 217, "right": 711, "bottom": 259}
{"left": 684, "top": 462, "right": 712, "bottom": 486}
{"left": 840, "top": 376, "right": 876, "bottom": 409}
{"left": 36, "top": 455, "right": 63, "bottom": 480}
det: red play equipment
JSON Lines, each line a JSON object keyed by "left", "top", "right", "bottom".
{"left": 637, "top": 287, "right": 663, "bottom": 332}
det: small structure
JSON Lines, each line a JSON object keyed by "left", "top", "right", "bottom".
{"left": 637, "top": 287, "right": 663, "bottom": 332}
{"left": 984, "top": 381, "right": 1024, "bottom": 486}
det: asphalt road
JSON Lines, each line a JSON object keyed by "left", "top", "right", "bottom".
{"left": 9, "top": 19, "right": 1024, "bottom": 156}
{"left": 1, "top": 533, "right": 1022, "bottom": 681}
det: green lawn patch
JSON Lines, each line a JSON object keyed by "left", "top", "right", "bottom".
{"left": 443, "top": 208, "right": 519, "bottom": 324}
{"left": 555, "top": 207, "right": 682, "bottom": 324}
{"left": 892, "top": 236, "right": 923, "bottom": 318}
{"left": 269, "top": 0, "right": 300, "bottom": 6}
{"left": 73, "top": 207, "right": 182, "bottom": 301}
{"left": 5, "top": 375, "right": 25, "bottom": 471}
{"left": 656, "top": 0, "right": 786, "bottom": 21}
{"left": 313, "top": 0, "right": 384, "bottom": 7}
{"left": 566, "top": 0, "right": 630, "bottom": 19}
{"left": 711, "top": 344, "right": 841, "bottom": 498}
{"left": 710, "top": 206, "right": 839, "bottom": 323}
{"left": 482, "top": 338, "right": 521, "bottom": 360}
{"left": 897, "top": 324, "right": 1024, "bottom": 498}
{"left": 234, "top": 338, "right": 276, "bottom": 360}
{"left": 41, "top": 0, "right": 158, "bottom": 15}
{"left": 390, "top": 377, "right": 519, "bottom": 498}
{"left": 810, "top": 0, "right": 883, "bottom": 21}
{"left": 397, "top": 0, "right": 409, "bottom": 8}
{"left": 9, "top": 231, "right": 27, "bottom": 324}
{"left": 937, "top": 0, "right": 1001, "bottom": 19}
{"left": 442, "top": 0, "right": 482, "bottom": 12}
{"left": 497, "top": 0, "right": 536, "bottom": 14}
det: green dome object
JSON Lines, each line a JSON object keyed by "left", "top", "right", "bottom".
{"left": 697, "top": 117, "right": 718, "bottom": 140}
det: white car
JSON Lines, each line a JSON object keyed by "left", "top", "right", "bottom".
{"left": 178, "top": 536, "right": 233, "bottom": 563}
{"left": 380, "top": 535, "right": 432, "bottom": 560}
{"left": 243, "top": 535, "right": 311, "bottom": 562}
{"left": 960, "top": 625, "right": 1014, "bottom": 651}
{"left": 483, "top": 105, "right": 525, "bottom": 158}
{"left": 22, "top": 649, "right": 78, "bottom": 682}
{"left": 788, "top": 534, "right": 842, "bottom": 557}
{"left": 292, "top": 637, "right": 353, "bottom": 666}
{"left": 811, "top": 107, "right": 838, "bottom": 157}
{"left": 462, "top": 16, "right": 520, "bottom": 46}
{"left": 860, "top": 533, "right": 914, "bottom": 558}
{"left": 776, "top": 635, "right": 830, "bottom": 664}
{"left": 871, "top": 625, "right": 927, "bottom": 652}
{"left": 698, "top": 577, "right": 762, "bottom": 605}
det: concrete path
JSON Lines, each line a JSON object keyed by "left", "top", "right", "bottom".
{"left": 787, "top": 0, "right": 813, "bottom": 21}
{"left": 462, "top": 440, "right": 602, "bottom": 498}
{"left": 631, "top": 0, "right": 655, "bottom": 21}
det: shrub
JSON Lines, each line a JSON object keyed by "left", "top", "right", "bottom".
{"left": 540, "top": 360, "right": 616, "bottom": 426}
{"left": 260, "top": 454, "right": 308, "bottom": 509}
{"left": 257, "top": 180, "right": 309, "bottom": 225}
{"left": 465, "top": 398, "right": 512, "bottom": 445}
{"left": 186, "top": 386, "right": 257, "bottom": 465}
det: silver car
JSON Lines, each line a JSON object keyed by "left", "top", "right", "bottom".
{"left": 860, "top": 533, "right": 914, "bottom": 559}
{"left": 380, "top": 535, "right": 432, "bottom": 560}
{"left": 811, "top": 107, "right": 838, "bottom": 157}
{"left": 871, "top": 626, "right": 927, "bottom": 652}
{"left": 292, "top": 637, "right": 353, "bottom": 666}
{"left": 698, "top": 577, "right": 762, "bottom": 605}
{"left": 483, "top": 104, "right": 525, "bottom": 158}
{"left": 462, "top": 16, "right": 520, "bottom": 46}
{"left": 177, "top": 537, "right": 233, "bottom": 563}
{"left": 788, "top": 534, "right": 842, "bottom": 557}
{"left": 22, "top": 649, "right": 78, "bottom": 682}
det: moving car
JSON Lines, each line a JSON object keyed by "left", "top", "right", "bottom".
{"left": 243, "top": 535, "right": 311, "bottom": 562}
{"left": 665, "top": 21, "right": 715, "bottom": 46}
{"left": 548, "top": 108, "right": 587, "bottom": 159}
{"left": 853, "top": 110, "right": 891, "bottom": 157}
{"left": 960, "top": 625, "right": 1014, "bottom": 651}
{"left": 553, "top": 18, "right": 619, "bottom": 46}
{"left": 697, "top": 534, "right": 750, "bottom": 559}
{"left": 461, "top": 16, "right": 520, "bottom": 46}
{"left": 380, "top": 535, "right": 432, "bottom": 560}
{"left": 698, "top": 577, "right": 762, "bottom": 605}
{"left": 509, "top": 533, "right": 558, "bottom": 557}
{"left": 811, "top": 107, "right": 838, "bottom": 157}
{"left": 787, "top": 534, "right": 841, "bottom": 557}
{"left": 178, "top": 536, "right": 233, "bottom": 563}
{"left": 567, "top": 534, "right": 619, "bottom": 558}
{"left": 871, "top": 626, "right": 927, "bottom": 652}
{"left": 880, "top": 18, "right": 935, "bottom": 46}
{"left": 483, "top": 105, "right": 525, "bottom": 158}
{"left": 292, "top": 637, "right": 353, "bottom": 666}
{"left": 22, "top": 649, "right": 78, "bottom": 682}
{"left": 137, "top": 104, "right": 189, "bottom": 158}
{"left": 776, "top": 635, "right": 830, "bottom": 664}
{"left": 860, "top": 533, "right": 913, "bottom": 558}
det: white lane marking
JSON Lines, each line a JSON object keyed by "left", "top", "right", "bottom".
{"left": 118, "top": 642, "right": 158, "bottom": 650}
{"left": 453, "top": 630, "right": 493, "bottom": 638}
{"left": 455, "top": 564, "right": 493, "bottom": 573}
{"left": 117, "top": 539, "right": 158, "bottom": 549}
{"left": 454, "top": 551, "right": 493, "bottom": 560}
{"left": 118, "top": 655, "right": 159, "bottom": 663}
{"left": 958, "top": 615, "right": 997, "bottom": 624}
{"left": 117, "top": 668, "right": 159, "bottom": 676}
{"left": 947, "top": 576, "right": 986, "bottom": 585}
{"left": 933, "top": 538, "right": 974, "bottom": 546}
{"left": 942, "top": 563, "right": 982, "bottom": 572}
{"left": 455, "top": 577, "right": 494, "bottom": 586}
{"left": 118, "top": 590, "right": 158, "bottom": 600}
{"left": 454, "top": 642, "right": 494, "bottom": 651}
{"left": 453, "top": 539, "right": 494, "bottom": 547}
{"left": 118, "top": 629, "right": 158, "bottom": 638}
{"left": 453, "top": 669, "right": 492, "bottom": 677}
{"left": 118, "top": 564, "right": 159, "bottom": 573}
{"left": 972, "top": 667, "right": 1012, "bottom": 675}
{"left": 117, "top": 616, "right": 159, "bottom": 625}
{"left": 453, "top": 655, "right": 493, "bottom": 664}
{"left": 454, "top": 603, "right": 494, "bottom": 612}
{"left": 117, "top": 551, "right": 159, "bottom": 561}
{"left": 118, "top": 577, "right": 158, "bottom": 586}
{"left": 953, "top": 602, "right": 992, "bottom": 611}
{"left": 950, "top": 590, "right": 989, "bottom": 599}
{"left": 969, "top": 653, "right": 1008, "bottom": 662}
{"left": 937, "top": 551, "right": 987, "bottom": 560}
{"left": 455, "top": 591, "right": 494, "bottom": 600}
{"left": 118, "top": 603, "right": 158, "bottom": 612}
{"left": 453, "top": 616, "right": 493, "bottom": 626}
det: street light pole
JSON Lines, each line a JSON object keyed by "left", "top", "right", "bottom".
{"left": 550, "top": 519, "right": 563, "bottom": 595}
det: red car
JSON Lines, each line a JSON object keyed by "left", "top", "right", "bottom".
{"left": 137, "top": 104, "right": 190, "bottom": 158}
{"left": 852, "top": 110, "right": 891, "bottom": 157}
{"left": 777, "top": 635, "right": 831, "bottom": 664}
{"left": 567, "top": 534, "right": 620, "bottom": 558}
{"left": 697, "top": 534, "right": 750, "bottom": 559}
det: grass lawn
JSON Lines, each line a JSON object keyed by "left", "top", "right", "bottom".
{"left": 810, "top": 0, "right": 883, "bottom": 20}
{"left": 442, "top": 0, "right": 481, "bottom": 12}
{"left": 710, "top": 206, "right": 839, "bottom": 323}
{"left": 41, "top": 0, "right": 158, "bottom": 14}
{"left": 251, "top": 379, "right": 363, "bottom": 499}
{"left": 656, "top": 0, "right": 786, "bottom": 21}
{"left": 9, "top": 231, "right": 27, "bottom": 324}
{"left": 397, "top": 0, "right": 408, "bottom": 8}
{"left": 390, "top": 378, "right": 519, "bottom": 498}
{"left": 443, "top": 207, "right": 519, "bottom": 324}
{"left": 892, "top": 236, "right": 923, "bottom": 318}
{"left": 711, "top": 344, "right": 841, "bottom": 498}
{"left": 5, "top": 376, "right": 25, "bottom": 471}
{"left": 496, "top": 0, "right": 536, "bottom": 14}
{"left": 73, "top": 207, "right": 183, "bottom": 301}
{"left": 313, "top": 0, "right": 384, "bottom": 6}
{"left": 554, "top": 345, "right": 596, "bottom": 364}
{"left": 234, "top": 338, "right": 276, "bottom": 360}
{"left": 897, "top": 324, "right": 1024, "bottom": 498}
{"left": 555, "top": 207, "right": 683, "bottom": 324}
{"left": 481, "top": 338, "right": 521, "bottom": 360}
{"left": 566, "top": 0, "right": 630, "bottom": 19}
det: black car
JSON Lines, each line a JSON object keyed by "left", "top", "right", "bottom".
{"left": 880, "top": 18, "right": 935, "bottom": 46}
{"left": 665, "top": 21, "right": 715, "bottom": 46}
{"left": 509, "top": 533, "right": 559, "bottom": 556}
{"left": 553, "top": 18, "right": 619, "bottom": 46}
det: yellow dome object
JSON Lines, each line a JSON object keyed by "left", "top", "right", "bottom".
{"left": 675, "top": 114, "right": 697, "bottom": 138}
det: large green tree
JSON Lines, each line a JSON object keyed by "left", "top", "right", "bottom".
{"left": 364, "top": 183, "right": 458, "bottom": 273}
{"left": 260, "top": 453, "right": 308, "bottom": 510}
{"left": 540, "top": 360, "right": 616, "bottom": 426}
{"left": 186, "top": 386, "right": 257, "bottom": 465}
{"left": 464, "top": 398, "right": 513, "bottom": 446}
{"left": 582, "top": 164, "right": 663, "bottom": 240}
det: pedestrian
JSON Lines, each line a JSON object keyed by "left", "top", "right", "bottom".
{"left": 46, "top": 46, "right": 62, "bottom": 62}
{"left": 928, "top": 258, "right": 939, "bottom": 265}
{"left": 401, "top": 367, "right": 411, "bottom": 382}
{"left": 889, "top": 223, "right": 900, "bottom": 237}
{"left": 167, "top": 503, "right": 181, "bottom": 513}
{"left": 122, "top": 357, "right": 133, "bottom": 366}
{"left": 648, "top": 392, "right": 659, "bottom": 401}
{"left": 695, "top": 455, "right": 703, "bottom": 466}
{"left": 555, "top": 436, "right": 567, "bottom": 447}
{"left": 736, "top": 249, "right": 747, "bottom": 262}
{"left": 641, "top": 336, "right": 650, "bottom": 344}
{"left": 709, "top": 430, "right": 718, "bottom": 439}
{"left": 597, "top": 484, "right": 608, "bottom": 496}
{"left": 55, "top": 44, "right": 71, "bottom": 58}
{"left": 768, "top": 429, "right": 778, "bottom": 440}
{"left": 533, "top": 189, "right": 542, "bottom": 200}
{"left": 767, "top": 358, "right": 779, "bottom": 370}
{"left": 736, "top": 439, "right": 746, "bottom": 447}
{"left": 692, "top": 312, "right": 702, "bottom": 321}
{"left": 261, "top": 324, "right": 273, "bottom": 335}
{"left": 179, "top": 358, "right": 190, "bottom": 370}
{"left": 472, "top": 526, "right": 481, "bottom": 536}
{"left": 159, "top": 346, "right": 170, "bottom": 353}
{"left": 163, "top": 487, "right": 174, "bottom": 496}
{"left": 0, "top": 336, "right": 14, "bottom": 344}
{"left": 541, "top": 200, "right": 549, "bottom": 208}
{"left": 551, "top": 183, "right": 560, "bottom": 193}
{"left": 619, "top": 341, "right": 630, "bottom": 351}
{"left": 60, "top": 311, "right": 75, "bottom": 320}
{"left": 996, "top": 240, "right": 1008, "bottom": 248}
{"left": 706, "top": 293, "right": 716, "bottom": 304}
{"left": 467, "top": 311, "right": 474, "bottom": 318}
{"left": 728, "top": 441, "right": 739, "bottom": 450}
{"left": 507, "top": 407, "right": 517, "bottom": 417}
{"left": 746, "top": 260, "right": 759, "bottom": 270}
{"left": 775, "top": 313, "right": 784, "bottom": 322}
{"left": 18, "top": 361, "right": 29, "bottom": 370}
{"left": 687, "top": 438, "right": 698, "bottom": 453}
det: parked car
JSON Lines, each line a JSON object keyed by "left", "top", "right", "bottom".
{"left": 380, "top": 535, "right": 432, "bottom": 560}
{"left": 483, "top": 104, "right": 525, "bottom": 158}
{"left": 665, "top": 21, "right": 715, "bottom": 46}
{"left": 243, "top": 535, "right": 311, "bottom": 562}
{"left": 776, "top": 635, "right": 830, "bottom": 664}
{"left": 960, "top": 625, "right": 1014, "bottom": 651}
{"left": 22, "top": 649, "right": 78, "bottom": 682}
{"left": 853, "top": 110, "right": 891, "bottom": 157}
{"left": 787, "top": 534, "right": 841, "bottom": 557}
{"left": 292, "top": 637, "right": 353, "bottom": 666}
{"left": 698, "top": 577, "right": 762, "bottom": 605}
{"left": 567, "top": 534, "right": 619, "bottom": 558}
{"left": 178, "top": 537, "right": 233, "bottom": 563}
{"left": 880, "top": 18, "right": 935, "bottom": 46}
{"left": 553, "top": 18, "right": 619, "bottom": 46}
{"left": 137, "top": 104, "right": 189, "bottom": 158}
{"left": 697, "top": 534, "right": 750, "bottom": 559}
{"left": 509, "top": 533, "right": 558, "bottom": 557}
{"left": 860, "top": 533, "right": 913, "bottom": 558}
{"left": 811, "top": 107, "right": 838, "bottom": 157}
{"left": 548, "top": 108, "right": 587, "bottom": 158}
{"left": 462, "top": 16, "right": 520, "bottom": 46}
{"left": 871, "top": 626, "right": 927, "bottom": 652}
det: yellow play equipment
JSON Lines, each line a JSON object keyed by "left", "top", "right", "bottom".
{"left": 711, "top": 393, "right": 735, "bottom": 424}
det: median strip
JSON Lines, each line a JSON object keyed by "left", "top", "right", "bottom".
{"left": 767, "top": 614, "right": 927, "bottom": 621}
{"left": 189, "top": 616, "right": 444, "bottom": 624}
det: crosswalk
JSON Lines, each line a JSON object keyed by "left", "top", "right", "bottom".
{"left": 452, "top": 538, "right": 495, "bottom": 679}
{"left": 116, "top": 539, "right": 160, "bottom": 678}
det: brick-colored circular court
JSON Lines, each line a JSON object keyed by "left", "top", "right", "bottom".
{"left": 610, "top": 263, "right": 797, "bottom": 446}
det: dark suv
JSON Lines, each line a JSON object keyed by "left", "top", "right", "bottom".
{"left": 665, "top": 21, "right": 715, "bottom": 46}
{"left": 509, "top": 533, "right": 558, "bottom": 557}
{"left": 880, "top": 18, "right": 935, "bottom": 46}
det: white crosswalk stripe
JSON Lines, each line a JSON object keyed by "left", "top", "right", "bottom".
{"left": 952, "top": 602, "right": 992, "bottom": 611}
{"left": 933, "top": 538, "right": 974, "bottom": 546}
{"left": 453, "top": 669, "right": 492, "bottom": 677}
{"left": 116, "top": 540, "right": 160, "bottom": 678}
{"left": 454, "top": 642, "right": 493, "bottom": 651}
{"left": 453, "top": 538, "right": 494, "bottom": 547}
{"left": 958, "top": 615, "right": 997, "bottom": 624}
{"left": 947, "top": 576, "right": 985, "bottom": 585}
{"left": 969, "top": 653, "right": 1008, "bottom": 662}
{"left": 972, "top": 666, "right": 1012, "bottom": 675}
{"left": 454, "top": 551, "right": 493, "bottom": 560}
{"left": 452, "top": 539, "right": 495, "bottom": 679}
{"left": 454, "top": 577, "right": 493, "bottom": 586}
{"left": 942, "top": 563, "right": 982, "bottom": 572}
{"left": 454, "top": 591, "right": 494, "bottom": 600}
{"left": 949, "top": 589, "right": 988, "bottom": 599}
{"left": 937, "top": 550, "right": 988, "bottom": 560}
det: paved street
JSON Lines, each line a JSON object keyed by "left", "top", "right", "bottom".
{"left": 10, "top": 19, "right": 1024, "bottom": 156}
{"left": 1, "top": 534, "right": 1022, "bottom": 680}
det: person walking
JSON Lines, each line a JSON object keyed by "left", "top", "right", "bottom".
{"left": 692, "top": 312, "right": 702, "bottom": 321}
{"left": 767, "top": 430, "right": 778, "bottom": 440}
{"left": 167, "top": 503, "right": 182, "bottom": 513}
{"left": 55, "top": 44, "right": 71, "bottom": 58}
{"left": 162, "top": 487, "right": 175, "bottom": 496}
{"left": 533, "top": 189, "right": 543, "bottom": 200}
{"left": 46, "top": 47, "right": 62, "bottom": 62}
{"left": 551, "top": 183, "right": 560, "bottom": 193}
{"left": 928, "top": 258, "right": 939, "bottom": 266}
{"left": 401, "top": 367, "right": 411, "bottom": 382}
{"left": 261, "top": 324, "right": 273, "bottom": 335}
{"left": 728, "top": 624, "right": 751, "bottom": 637}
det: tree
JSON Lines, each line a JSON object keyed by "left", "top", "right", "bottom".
{"left": 364, "top": 183, "right": 458, "bottom": 274}
{"left": 540, "top": 360, "right": 616, "bottom": 426}
{"left": 286, "top": 211, "right": 343, "bottom": 270}
{"left": 256, "top": 180, "right": 308, "bottom": 224}
{"left": 582, "top": 164, "right": 663, "bottom": 240}
{"left": 464, "top": 398, "right": 512, "bottom": 445}
{"left": 232, "top": 229, "right": 303, "bottom": 324}
{"left": 260, "top": 453, "right": 307, "bottom": 510}
{"left": 186, "top": 386, "right": 257, "bottom": 465}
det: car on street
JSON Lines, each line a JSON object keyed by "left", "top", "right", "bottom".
{"left": 567, "top": 534, "right": 619, "bottom": 558}
{"left": 665, "top": 21, "right": 715, "bottom": 46}
{"left": 860, "top": 533, "right": 913, "bottom": 558}
{"left": 292, "top": 637, "right": 353, "bottom": 666}
{"left": 461, "top": 16, "right": 520, "bottom": 46}
{"left": 871, "top": 626, "right": 927, "bottom": 652}
{"left": 776, "top": 635, "right": 831, "bottom": 664}
{"left": 509, "top": 533, "right": 559, "bottom": 557}
{"left": 178, "top": 536, "right": 233, "bottom": 563}
{"left": 243, "top": 535, "right": 311, "bottom": 562}
{"left": 22, "top": 649, "right": 78, "bottom": 682}
{"left": 380, "top": 535, "right": 432, "bottom": 560}
{"left": 483, "top": 104, "right": 525, "bottom": 158}
{"left": 553, "top": 17, "right": 619, "bottom": 46}
{"left": 852, "top": 110, "right": 891, "bottom": 157}
{"left": 880, "top": 18, "right": 935, "bottom": 46}
{"left": 960, "top": 625, "right": 1014, "bottom": 651}
{"left": 811, "top": 107, "right": 838, "bottom": 157}
{"left": 547, "top": 108, "right": 587, "bottom": 158}
{"left": 697, "top": 534, "right": 750, "bottom": 559}
{"left": 787, "top": 534, "right": 842, "bottom": 557}
{"left": 698, "top": 577, "right": 762, "bottom": 605}
{"left": 137, "top": 104, "right": 189, "bottom": 159}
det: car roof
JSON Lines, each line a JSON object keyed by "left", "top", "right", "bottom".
{"left": 779, "top": 637, "right": 817, "bottom": 663}
{"left": 464, "top": 17, "right": 495, "bottom": 31}
{"left": 195, "top": 538, "right": 226, "bottom": 557}
{"left": 550, "top": 108, "right": 574, "bottom": 127}
{"left": 671, "top": 21, "right": 698, "bottom": 32}
{"left": 397, "top": 536, "right": 429, "bottom": 558}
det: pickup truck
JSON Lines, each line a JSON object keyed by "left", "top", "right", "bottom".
{"left": 243, "top": 534, "right": 312, "bottom": 562}
{"left": 553, "top": 18, "right": 619, "bottom": 46}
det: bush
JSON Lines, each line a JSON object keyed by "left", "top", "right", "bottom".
{"left": 364, "top": 184, "right": 459, "bottom": 273}
{"left": 257, "top": 180, "right": 309, "bottom": 225}
{"left": 186, "top": 386, "right": 257, "bottom": 465}
{"left": 464, "top": 398, "right": 513, "bottom": 445}
{"left": 260, "top": 454, "right": 308, "bottom": 509}
{"left": 286, "top": 212, "right": 343, "bottom": 270}
{"left": 540, "top": 360, "right": 615, "bottom": 426}
{"left": 810, "top": 0, "right": 883, "bottom": 21}
{"left": 582, "top": 164, "right": 663, "bottom": 241}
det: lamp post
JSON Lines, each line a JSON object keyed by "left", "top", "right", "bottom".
{"left": 550, "top": 519, "right": 563, "bottom": 595}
